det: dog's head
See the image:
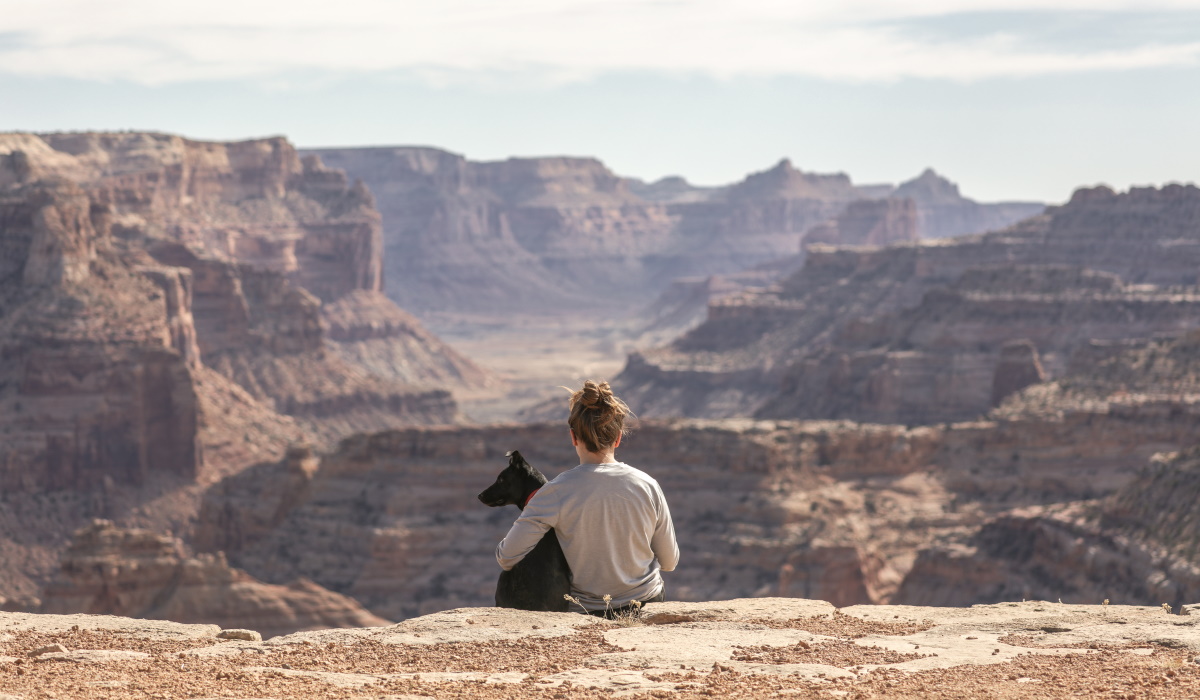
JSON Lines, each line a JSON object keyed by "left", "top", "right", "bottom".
{"left": 478, "top": 450, "right": 548, "bottom": 509}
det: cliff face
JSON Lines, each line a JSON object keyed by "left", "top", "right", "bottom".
{"left": 801, "top": 197, "right": 920, "bottom": 248}
{"left": 1, "top": 132, "right": 483, "bottom": 457}
{"left": 190, "top": 326, "right": 1200, "bottom": 619}
{"left": 192, "top": 378, "right": 1200, "bottom": 621}
{"left": 894, "top": 444, "right": 1200, "bottom": 609}
{"left": 0, "top": 180, "right": 201, "bottom": 492}
{"left": 891, "top": 330, "right": 1200, "bottom": 607}
{"left": 619, "top": 184, "right": 1200, "bottom": 423}
{"left": 892, "top": 168, "right": 1044, "bottom": 240}
{"left": 0, "top": 131, "right": 484, "bottom": 610}
{"left": 195, "top": 421, "right": 956, "bottom": 620}
{"left": 40, "top": 520, "right": 390, "bottom": 639}
{"left": 306, "top": 150, "right": 1035, "bottom": 317}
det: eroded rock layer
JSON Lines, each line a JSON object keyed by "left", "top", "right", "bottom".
{"left": 306, "top": 149, "right": 1038, "bottom": 316}
{"left": 0, "top": 131, "right": 485, "bottom": 613}
{"left": 40, "top": 519, "right": 390, "bottom": 639}
{"left": 620, "top": 184, "right": 1200, "bottom": 423}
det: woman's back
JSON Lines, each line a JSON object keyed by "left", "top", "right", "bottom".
{"left": 527, "top": 461, "right": 677, "bottom": 609}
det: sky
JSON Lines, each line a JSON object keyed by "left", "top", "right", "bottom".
{"left": 1, "top": 1, "right": 1199, "bottom": 202}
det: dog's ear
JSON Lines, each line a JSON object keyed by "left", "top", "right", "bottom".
{"left": 507, "top": 450, "right": 524, "bottom": 466}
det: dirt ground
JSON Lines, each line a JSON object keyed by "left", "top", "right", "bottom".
{"left": 5, "top": 601, "right": 1200, "bottom": 699}
{"left": 1, "top": 624, "right": 1196, "bottom": 699}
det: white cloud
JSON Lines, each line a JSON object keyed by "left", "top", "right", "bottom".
{"left": 1, "top": 0, "right": 1199, "bottom": 85}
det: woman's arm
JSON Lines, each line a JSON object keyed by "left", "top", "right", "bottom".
{"left": 495, "top": 495, "right": 558, "bottom": 570}
{"left": 651, "top": 487, "right": 680, "bottom": 572}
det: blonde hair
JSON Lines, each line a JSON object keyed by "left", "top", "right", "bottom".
{"left": 567, "top": 380, "right": 631, "bottom": 454}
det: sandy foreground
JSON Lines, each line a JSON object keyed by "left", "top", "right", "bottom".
{"left": 2, "top": 598, "right": 1200, "bottom": 699}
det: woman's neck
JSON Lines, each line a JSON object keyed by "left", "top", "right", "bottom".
{"left": 576, "top": 448, "right": 617, "bottom": 465}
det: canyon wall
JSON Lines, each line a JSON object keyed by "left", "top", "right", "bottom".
{"left": 306, "top": 149, "right": 1038, "bottom": 317}
{"left": 619, "top": 184, "right": 1200, "bottom": 423}
{"left": 40, "top": 519, "right": 390, "bottom": 639}
{"left": 194, "top": 420, "right": 953, "bottom": 620}
{"left": 0, "top": 132, "right": 486, "bottom": 473}
{"left": 192, "top": 375, "right": 1200, "bottom": 620}
{"left": 0, "top": 131, "right": 487, "bottom": 612}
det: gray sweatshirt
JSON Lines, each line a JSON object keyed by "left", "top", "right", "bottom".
{"left": 495, "top": 461, "right": 679, "bottom": 611}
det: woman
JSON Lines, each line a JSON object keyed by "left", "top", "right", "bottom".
{"left": 495, "top": 380, "right": 679, "bottom": 616}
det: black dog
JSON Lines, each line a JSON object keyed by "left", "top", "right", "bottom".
{"left": 478, "top": 450, "right": 571, "bottom": 611}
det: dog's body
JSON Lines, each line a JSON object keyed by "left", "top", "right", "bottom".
{"left": 478, "top": 450, "right": 571, "bottom": 611}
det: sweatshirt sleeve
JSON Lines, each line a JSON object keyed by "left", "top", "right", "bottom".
{"left": 650, "top": 485, "right": 680, "bottom": 572}
{"left": 495, "top": 492, "right": 558, "bottom": 571}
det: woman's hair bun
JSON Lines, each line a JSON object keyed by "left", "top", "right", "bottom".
{"left": 578, "top": 380, "right": 613, "bottom": 409}
{"left": 567, "top": 379, "right": 632, "bottom": 453}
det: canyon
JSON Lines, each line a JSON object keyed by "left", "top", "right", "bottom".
{"left": 618, "top": 184, "right": 1200, "bottom": 423}
{"left": 3, "top": 128, "right": 1200, "bottom": 642}
{"left": 0, "top": 132, "right": 488, "bottom": 619}
{"left": 306, "top": 148, "right": 1041, "bottom": 319}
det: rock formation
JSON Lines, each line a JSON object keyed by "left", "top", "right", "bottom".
{"left": 194, "top": 318, "right": 1200, "bottom": 618}
{"left": 195, "top": 420, "right": 958, "bottom": 620}
{"left": 0, "top": 131, "right": 485, "bottom": 612}
{"left": 895, "top": 445, "right": 1200, "bottom": 609}
{"left": 9, "top": 599, "right": 1200, "bottom": 699}
{"left": 0, "top": 179, "right": 202, "bottom": 492}
{"left": 892, "top": 168, "right": 1044, "bottom": 240}
{"left": 801, "top": 197, "right": 919, "bottom": 248}
{"left": 305, "top": 149, "right": 1038, "bottom": 317}
{"left": 619, "top": 184, "right": 1200, "bottom": 423}
{"left": 40, "top": 520, "right": 390, "bottom": 639}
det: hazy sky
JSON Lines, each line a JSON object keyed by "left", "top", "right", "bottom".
{"left": 2, "top": 0, "right": 1198, "bottom": 201}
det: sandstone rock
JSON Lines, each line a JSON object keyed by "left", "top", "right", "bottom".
{"left": 28, "top": 643, "right": 68, "bottom": 657}
{"left": 801, "top": 197, "right": 919, "bottom": 248}
{"left": 34, "top": 649, "right": 151, "bottom": 663}
{"left": 990, "top": 339, "right": 1046, "bottom": 406}
{"left": 893, "top": 168, "right": 1044, "bottom": 240}
{"left": 308, "top": 148, "right": 1039, "bottom": 319}
{"left": 621, "top": 184, "right": 1200, "bottom": 424}
{"left": 195, "top": 420, "right": 956, "bottom": 619}
{"left": 217, "top": 629, "right": 262, "bottom": 641}
{"left": 2, "top": 132, "right": 477, "bottom": 458}
{"left": 39, "top": 520, "right": 391, "bottom": 639}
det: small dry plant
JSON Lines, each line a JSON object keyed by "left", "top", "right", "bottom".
{"left": 563, "top": 593, "right": 645, "bottom": 626}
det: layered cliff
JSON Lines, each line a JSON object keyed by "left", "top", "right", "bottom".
{"left": 1, "top": 132, "right": 482, "bottom": 450}
{"left": 891, "top": 168, "right": 1044, "bottom": 240}
{"left": 892, "top": 330, "right": 1200, "bottom": 606}
{"left": 0, "top": 131, "right": 484, "bottom": 610}
{"left": 194, "top": 391, "right": 1200, "bottom": 620}
{"left": 619, "top": 184, "right": 1200, "bottom": 423}
{"left": 0, "top": 179, "right": 202, "bottom": 492}
{"left": 40, "top": 519, "right": 390, "bottom": 639}
{"left": 306, "top": 149, "right": 1038, "bottom": 317}
{"left": 195, "top": 420, "right": 961, "bottom": 619}
{"left": 894, "top": 445, "right": 1200, "bottom": 609}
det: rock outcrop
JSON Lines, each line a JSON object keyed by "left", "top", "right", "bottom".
{"left": 195, "top": 420, "right": 956, "bottom": 620}
{"left": 895, "top": 445, "right": 1200, "bottom": 609}
{"left": 306, "top": 149, "right": 1038, "bottom": 316}
{"left": 0, "top": 131, "right": 484, "bottom": 611}
{"left": 892, "top": 168, "right": 1044, "bottom": 240}
{"left": 0, "top": 180, "right": 202, "bottom": 492}
{"left": 39, "top": 520, "right": 390, "bottom": 639}
{"left": 8, "top": 599, "right": 1200, "bottom": 699}
{"left": 619, "top": 184, "right": 1200, "bottom": 423}
{"left": 801, "top": 197, "right": 919, "bottom": 248}
{"left": 194, "top": 320, "right": 1200, "bottom": 619}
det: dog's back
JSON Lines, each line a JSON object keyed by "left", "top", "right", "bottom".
{"left": 479, "top": 451, "right": 571, "bottom": 612}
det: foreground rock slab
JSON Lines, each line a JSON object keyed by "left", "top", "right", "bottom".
{"left": 3, "top": 598, "right": 1200, "bottom": 698}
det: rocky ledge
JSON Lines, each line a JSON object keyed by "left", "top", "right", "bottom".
{"left": 2, "top": 598, "right": 1200, "bottom": 698}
